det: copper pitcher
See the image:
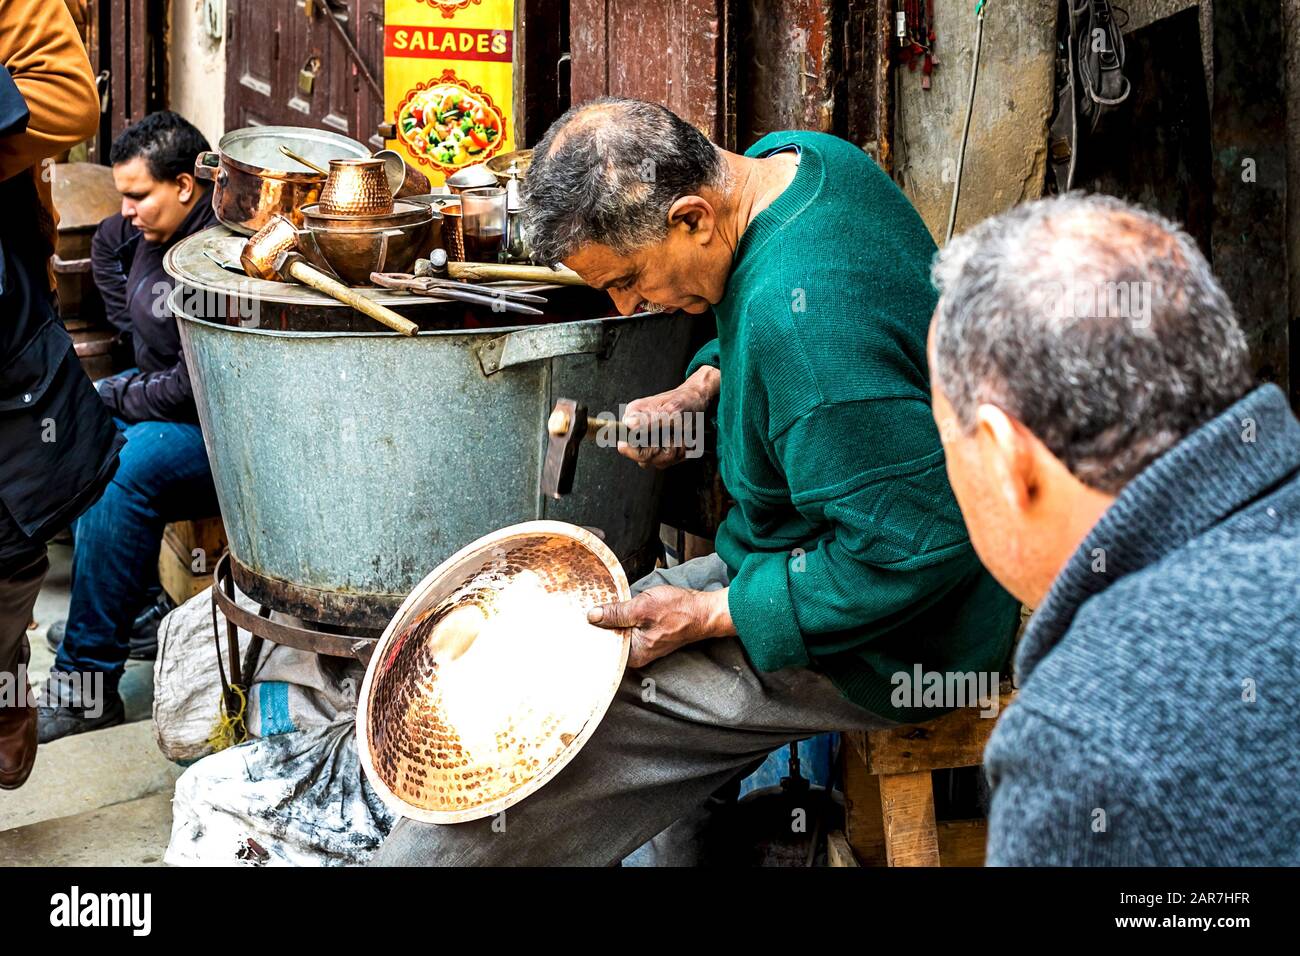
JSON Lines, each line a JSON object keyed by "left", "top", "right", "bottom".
{"left": 319, "top": 158, "right": 394, "bottom": 217}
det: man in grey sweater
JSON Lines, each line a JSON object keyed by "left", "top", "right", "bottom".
{"left": 927, "top": 193, "right": 1299, "bottom": 865}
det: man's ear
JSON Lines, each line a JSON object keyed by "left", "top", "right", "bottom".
{"left": 975, "top": 403, "right": 1037, "bottom": 514}
{"left": 175, "top": 171, "right": 196, "bottom": 204}
{"left": 667, "top": 195, "right": 715, "bottom": 244}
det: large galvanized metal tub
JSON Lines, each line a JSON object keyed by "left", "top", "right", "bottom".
{"left": 167, "top": 245, "right": 696, "bottom": 629}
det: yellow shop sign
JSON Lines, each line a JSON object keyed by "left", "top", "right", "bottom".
{"left": 383, "top": 0, "right": 515, "bottom": 185}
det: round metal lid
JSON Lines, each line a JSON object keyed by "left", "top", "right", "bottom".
{"left": 356, "top": 521, "right": 630, "bottom": 824}
{"left": 445, "top": 163, "right": 500, "bottom": 191}
{"left": 217, "top": 125, "right": 370, "bottom": 176}
{"left": 299, "top": 200, "right": 435, "bottom": 230}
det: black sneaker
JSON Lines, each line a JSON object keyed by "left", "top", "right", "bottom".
{"left": 36, "top": 673, "right": 126, "bottom": 744}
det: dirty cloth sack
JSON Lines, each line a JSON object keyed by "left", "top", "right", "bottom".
{"left": 165, "top": 715, "right": 395, "bottom": 867}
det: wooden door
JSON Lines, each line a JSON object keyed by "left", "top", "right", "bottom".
{"left": 569, "top": 0, "right": 735, "bottom": 146}
{"left": 566, "top": 0, "right": 892, "bottom": 163}
{"left": 225, "top": 0, "right": 386, "bottom": 145}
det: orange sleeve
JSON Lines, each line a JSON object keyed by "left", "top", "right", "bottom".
{"left": 0, "top": 0, "right": 99, "bottom": 182}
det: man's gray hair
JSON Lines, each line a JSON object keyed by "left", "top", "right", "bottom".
{"left": 931, "top": 193, "right": 1252, "bottom": 494}
{"left": 522, "top": 98, "right": 725, "bottom": 266}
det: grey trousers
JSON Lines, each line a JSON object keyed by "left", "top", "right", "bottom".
{"left": 371, "top": 553, "right": 896, "bottom": 866}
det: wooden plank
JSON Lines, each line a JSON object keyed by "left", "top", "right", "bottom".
{"left": 842, "top": 739, "right": 886, "bottom": 866}
{"left": 163, "top": 518, "right": 228, "bottom": 568}
{"left": 568, "top": 0, "right": 730, "bottom": 143}
{"left": 130, "top": 0, "right": 147, "bottom": 122}
{"left": 741, "top": 0, "right": 836, "bottom": 143}
{"left": 110, "top": 0, "right": 128, "bottom": 138}
{"left": 937, "top": 819, "right": 987, "bottom": 868}
{"left": 568, "top": 0, "right": 609, "bottom": 110}
{"left": 1210, "top": 0, "right": 1290, "bottom": 398}
{"left": 825, "top": 830, "right": 860, "bottom": 868}
{"left": 515, "top": 0, "right": 568, "bottom": 147}
{"left": 861, "top": 692, "right": 1016, "bottom": 775}
{"left": 879, "top": 771, "right": 940, "bottom": 867}
{"left": 158, "top": 542, "right": 211, "bottom": 606}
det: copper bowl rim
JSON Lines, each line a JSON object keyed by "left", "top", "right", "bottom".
{"left": 355, "top": 520, "right": 631, "bottom": 824}
{"left": 301, "top": 208, "right": 436, "bottom": 236}
{"left": 299, "top": 201, "right": 433, "bottom": 228}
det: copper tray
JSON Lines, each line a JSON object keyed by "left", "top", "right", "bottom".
{"left": 356, "top": 521, "right": 631, "bottom": 823}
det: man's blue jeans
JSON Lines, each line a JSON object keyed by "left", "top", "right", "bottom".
{"left": 55, "top": 417, "right": 217, "bottom": 690}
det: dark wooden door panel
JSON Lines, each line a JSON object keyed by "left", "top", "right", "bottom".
{"left": 565, "top": 0, "right": 890, "bottom": 159}
{"left": 226, "top": 0, "right": 385, "bottom": 141}
{"left": 569, "top": 0, "right": 733, "bottom": 145}
{"left": 225, "top": 0, "right": 282, "bottom": 128}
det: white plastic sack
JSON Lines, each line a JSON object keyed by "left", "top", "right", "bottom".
{"left": 164, "top": 715, "right": 395, "bottom": 867}
{"left": 244, "top": 647, "right": 363, "bottom": 739}
{"left": 152, "top": 586, "right": 256, "bottom": 763}
{"left": 153, "top": 586, "right": 369, "bottom": 762}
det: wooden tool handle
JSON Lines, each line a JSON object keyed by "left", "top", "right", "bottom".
{"left": 287, "top": 260, "right": 419, "bottom": 336}
{"left": 446, "top": 262, "right": 587, "bottom": 286}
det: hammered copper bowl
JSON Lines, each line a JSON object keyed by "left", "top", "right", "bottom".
{"left": 357, "top": 521, "right": 631, "bottom": 823}
{"left": 318, "top": 158, "right": 394, "bottom": 217}
{"left": 298, "top": 201, "right": 437, "bottom": 284}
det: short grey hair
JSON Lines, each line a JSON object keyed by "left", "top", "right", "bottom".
{"left": 522, "top": 98, "right": 725, "bottom": 265}
{"left": 931, "top": 193, "right": 1252, "bottom": 494}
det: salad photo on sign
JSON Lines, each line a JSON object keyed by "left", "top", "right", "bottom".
{"left": 396, "top": 73, "right": 507, "bottom": 173}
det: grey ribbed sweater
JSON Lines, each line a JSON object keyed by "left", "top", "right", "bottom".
{"left": 985, "top": 384, "right": 1300, "bottom": 866}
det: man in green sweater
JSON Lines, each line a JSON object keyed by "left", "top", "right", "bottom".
{"left": 374, "top": 98, "right": 1019, "bottom": 866}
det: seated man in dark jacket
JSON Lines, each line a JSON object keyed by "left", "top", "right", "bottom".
{"left": 38, "top": 111, "right": 220, "bottom": 742}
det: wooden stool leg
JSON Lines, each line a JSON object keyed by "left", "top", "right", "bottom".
{"left": 879, "top": 771, "right": 941, "bottom": 867}
{"left": 843, "top": 741, "right": 887, "bottom": 865}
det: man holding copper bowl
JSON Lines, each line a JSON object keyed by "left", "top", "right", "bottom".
{"left": 375, "top": 98, "right": 1020, "bottom": 866}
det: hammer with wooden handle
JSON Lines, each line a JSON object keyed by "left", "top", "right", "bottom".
{"left": 541, "top": 397, "right": 696, "bottom": 499}
{"left": 541, "top": 399, "right": 605, "bottom": 499}
{"left": 241, "top": 215, "right": 419, "bottom": 336}
{"left": 417, "top": 250, "right": 587, "bottom": 286}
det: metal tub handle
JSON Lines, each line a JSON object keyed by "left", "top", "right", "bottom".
{"left": 476, "top": 321, "right": 618, "bottom": 375}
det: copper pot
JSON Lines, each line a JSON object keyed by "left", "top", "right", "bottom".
{"left": 194, "top": 126, "right": 372, "bottom": 235}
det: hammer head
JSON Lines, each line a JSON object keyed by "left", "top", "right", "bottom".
{"left": 541, "top": 398, "right": 588, "bottom": 499}
{"left": 240, "top": 215, "right": 301, "bottom": 281}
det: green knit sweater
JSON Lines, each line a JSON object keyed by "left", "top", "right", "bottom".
{"left": 686, "top": 130, "right": 1019, "bottom": 722}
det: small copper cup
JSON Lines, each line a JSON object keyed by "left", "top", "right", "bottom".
{"left": 319, "top": 158, "right": 394, "bottom": 217}
{"left": 439, "top": 199, "right": 465, "bottom": 262}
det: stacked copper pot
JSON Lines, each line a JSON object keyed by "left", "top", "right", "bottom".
{"left": 297, "top": 158, "right": 440, "bottom": 285}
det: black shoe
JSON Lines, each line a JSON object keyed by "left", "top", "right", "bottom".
{"left": 127, "top": 593, "right": 171, "bottom": 661}
{"left": 43, "top": 594, "right": 171, "bottom": 662}
{"left": 36, "top": 673, "right": 126, "bottom": 744}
